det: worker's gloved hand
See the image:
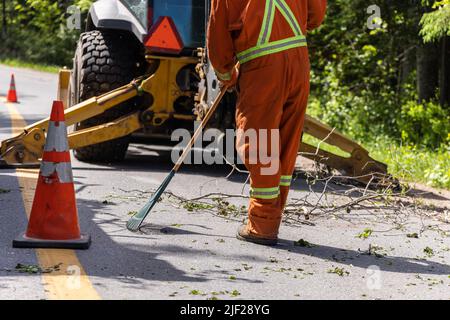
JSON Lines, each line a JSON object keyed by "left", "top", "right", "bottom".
{"left": 217, "top": 66, "right": 239, "bottom": 89}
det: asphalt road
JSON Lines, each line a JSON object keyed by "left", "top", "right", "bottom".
{"left": 0, "top": 64, "right": 449, "bottom": 300}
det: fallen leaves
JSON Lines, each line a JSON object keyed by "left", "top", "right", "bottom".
{"left": 183, "top": 202, "right": 214, "bottom": 212}
{"left": 357, "top": 229, "right": 373, "bottom": 239}
{"left": 15, "top": 263, "right": 62, "bottom": 274}
{"left": 423, "top": 247, "right": 434, "bottom": 257}
{"left": 294, "top": 239, "right": 314, "bottom": 248}
{"left": 328, "top": 267, "right": 350, "bottom": 276}
{"left": 407, "top": 233, "right": 419, "bottom": 238}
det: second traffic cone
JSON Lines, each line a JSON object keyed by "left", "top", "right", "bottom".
{"left": 6, "top": 74, "right": 18, "bottom": 103}
{"left": 13, "top": 101, "right": 90, "bottom": 250}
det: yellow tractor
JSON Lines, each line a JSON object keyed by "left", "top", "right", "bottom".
{"left": 0, "top": 0, "right": 387, "bottom": 183}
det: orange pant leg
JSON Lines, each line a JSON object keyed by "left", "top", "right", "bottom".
{"left": 235, "top": 60, "right": 288, "bottom": 239}
{"left": 278, "top": 75, "right": 310, "bottom": 212}
{"left": 235, "top": 49, "right": 310, "bottom": 239}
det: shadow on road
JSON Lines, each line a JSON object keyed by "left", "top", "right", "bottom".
{"left": 72, "top": 144, "right": 342, "bottom": 194}
{"left": 73, "top": 143, "right": 450, "bottom": 203}
{"left": 0, "top": 172, "right": 266, "bottom": 287}
{"left": 275, "top": 239, "right": 450, "bottom": 276}
{"left": 74, "top": 195, "right": 266, "bottom": 286}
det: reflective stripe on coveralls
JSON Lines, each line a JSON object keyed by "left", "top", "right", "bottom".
{"left": 237, "top": 0, "right": 307, "bottom": 64}
{"left": 280, "top": 175, "right": 292, "bottom": 187}
{"left": 250, "top": 187, "right": 280, "bottom": 200}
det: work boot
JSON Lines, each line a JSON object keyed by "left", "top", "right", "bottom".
{"left": 236, "top": 225, "right": 278, "bottom": 246}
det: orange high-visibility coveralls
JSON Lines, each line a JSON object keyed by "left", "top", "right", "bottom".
{"left": 207, "top": 0, "right": 327, "bottom": 239}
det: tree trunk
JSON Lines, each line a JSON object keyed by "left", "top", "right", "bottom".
{"left": 400, "top": 47, "right": 416, "bottom": 86}
{"left": 440, "top": 36, "right": 450, "bottom": 108}
{"left": 417, "top": 40, "right": 440, "bottom": 102}
{"left": 1, "top": 0, "right": 6, "bottom": 36}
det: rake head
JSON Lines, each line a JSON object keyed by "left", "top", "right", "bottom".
{"left": 126, "top": 170, "right": 175, "bottom": 231}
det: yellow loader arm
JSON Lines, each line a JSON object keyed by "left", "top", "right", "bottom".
{"left": 0, "top": 70, "right": 147, "bottom": 167}
{"left": 300, "top": 116, "right": 388, "bottom": 183}
{"left": 0, "top": 69, "right": 389, "bottom": 184}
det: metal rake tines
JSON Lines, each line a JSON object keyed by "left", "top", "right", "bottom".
{"left": 126, "top": 200, "right": 154, "bottom": 231}
{"left": 126, "top": 170, "right": 175, "bottom": 231}
{"left": 126, "top": 215, "right": 143, "bottom": 231}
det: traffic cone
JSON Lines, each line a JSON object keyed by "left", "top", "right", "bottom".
{"left": 13, "top": 101, "right": 90, "bottom": 250}
{"left": 6, "top": 74, "right": 18, "bottom": 103}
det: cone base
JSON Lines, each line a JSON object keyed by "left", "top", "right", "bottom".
{"left": 13, "top": 233, "right": 91, "bottom": 250}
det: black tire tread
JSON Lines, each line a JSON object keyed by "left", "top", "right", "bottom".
{"left": 73, "top": 30, "right": 143, "bottom": 162}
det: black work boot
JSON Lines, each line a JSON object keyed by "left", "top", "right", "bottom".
{"left": 236, "top": 225, "right": 278, "bottom": 246}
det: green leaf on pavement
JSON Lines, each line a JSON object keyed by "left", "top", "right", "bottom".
{"left": 357, "top": 229, "right": 373, "bottom": 239}
{"left": 294, "top": 239, "right": 314, "bottom": 247}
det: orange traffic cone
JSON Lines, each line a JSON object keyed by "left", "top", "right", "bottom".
{"left": 13, "top": 101, "right": 90, "bottom": 249}
{"left": 6, "top": 74, "right": 18, "bottom": 103}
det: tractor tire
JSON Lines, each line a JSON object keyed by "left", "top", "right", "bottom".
{"left": 71, "top": 30, "right": 144, "bottom": 162}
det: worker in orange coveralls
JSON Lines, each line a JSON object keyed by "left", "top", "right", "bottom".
{"left": 207, "top": 0, "right": 327, "bottom": 245}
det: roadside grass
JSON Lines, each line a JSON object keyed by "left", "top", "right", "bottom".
{"left": 302, "top": 133, "right": 449, "bottom": 190}
{"left": 0, "top": 58, "right": 61, "bottom": 74}
{"left": 367, "top": 138, "right": 450, "bottom": 190}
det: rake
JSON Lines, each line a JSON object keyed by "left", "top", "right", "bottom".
{"left": 127, "top": 83, "right": 231, "bottom": 231}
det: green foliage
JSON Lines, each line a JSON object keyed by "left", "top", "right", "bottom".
{"left": 368, "top": 137, "right": 450, "bottom": 189}
{"left": 308, "top": 0, "right": 422, "bottom": 142}
{"left": 306, "top": 0, "right": 449, "bottom": 189}
{"left": 0, "top": 0, "right": 92, "bottom": 66}
{"left": 420, "top": 0, "right": 450, "bottom": 42}
{"left": 0, "top": 58, "right": 60, "bottom": 73}
{"left": 399, "top": 101, "right": 450, "bottom": 148}
{"left": 75, "top": 0, "right": 95, "bottom": 12}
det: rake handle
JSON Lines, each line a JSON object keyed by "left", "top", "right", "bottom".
{"left": 173, "top": 84, "right": 229, "bottom": 172}
{"left": 173, "top": 62, "right": 239, "bottom": 172}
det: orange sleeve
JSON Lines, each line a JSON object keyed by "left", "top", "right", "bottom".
{"left": 207, "top": 0, "right": 235, "bottom": 80}
{"left": 307, "top": 0, "right": 327, "bottom": 31}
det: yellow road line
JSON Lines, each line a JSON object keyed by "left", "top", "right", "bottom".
{"left": 5, "top": 101, "right": 101, "bottom": 300}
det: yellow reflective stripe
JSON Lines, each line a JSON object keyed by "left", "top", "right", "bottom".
{"left": 280, "top": 175, "right": 292, "bottom": 187}
{"left": 252, "top": 194, "right": 280, "bottom": 200}
{"left": 275, "top": 0, "right": 303, "bottom": 37}
{"left": 250, "top": 186, "right": 280, "bottom": 199}
{"left": 251, "top": 187, "right": 279, "bottom": 192}
{"left": 237, "top": 36, "right": 307, "bottom": 64}
{"left": 237, "top": 0, "right": 306, "bottom": 65}
{"left": 266, "top": 2, "right": 276, "bottom": 43}
{"left": 258, "top": 0, "right": 276, "bottom": 45}
{"left": 215, "top": 69, "right": 231, "bottom": 81}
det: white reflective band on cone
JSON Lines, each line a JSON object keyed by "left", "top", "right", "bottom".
{"left": 44, "top": 121, "right": 69, "bottom": 152}
{"left": 40, "top": 162, "right": 74, "bottom": 183}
